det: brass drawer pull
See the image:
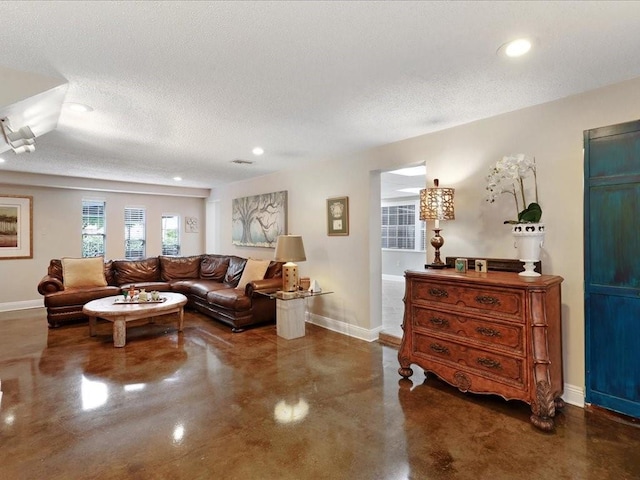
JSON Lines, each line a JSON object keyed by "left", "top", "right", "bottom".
{"left": 429, "top": 317, "right": 450, "bottom": 328}
{"left": 477, "top": 357, "right": 501, "bottom": 369}
{"left": 429, "top": 288, "right": 448, "bottom": 298}
{"left": 475, "top": 295, "right": 501, "bottom": 306}
{"left": 476, "top": 326, "right": 501, "bottom": 337}
{"left": 429, "top": 343, "right": 450, "bottom": 355}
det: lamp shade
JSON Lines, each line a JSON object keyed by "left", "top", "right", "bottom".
{"left": 274, "top": 235, "right": 306, "bottom": 262}
{"left": 420, "top": 179, "right": 455, "bottom": 221}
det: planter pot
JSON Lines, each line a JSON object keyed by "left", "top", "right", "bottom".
{"left": 512, "top": 223, "right": 545, "bottom": 277}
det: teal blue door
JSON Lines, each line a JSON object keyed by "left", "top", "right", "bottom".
{"left": 584, "top": 120, "right": 640, "bottom": 418}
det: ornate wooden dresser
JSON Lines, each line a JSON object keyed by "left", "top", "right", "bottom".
{"left": 398, "top": 269, "right": 564, "bottom": 430}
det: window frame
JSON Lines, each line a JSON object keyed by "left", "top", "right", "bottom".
{"left": 381, "top": 199, "right": 426, "bottom": 252}
{"left": 82, "top": 199, "right": 106, "bottom": 258}
{"left": 161, "top": 213, "right": 181, "bottom": 256}
{"left": 124, "top": 206, "right": 146, "bottom": 259}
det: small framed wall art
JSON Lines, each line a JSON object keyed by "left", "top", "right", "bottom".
{"left": 327, "top": 196, "right": 349, "bottom": 236}
{"left": 0, "top": 195, "right": 33, "bottom": 260}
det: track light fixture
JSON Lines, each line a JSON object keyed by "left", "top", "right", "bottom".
{"left": 1, "top": 118, "right": 36, "bottom": 154}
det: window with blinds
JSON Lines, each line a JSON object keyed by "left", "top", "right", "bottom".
{"left": 124, "top": 207, "right": 146, "bottom": 259}
{"left": 381, "top": 202, "right": 425, "bottom": 251}
{"left": 82, "top": 200, "right": 106, "bottom": 257}
{"left": 161, "top": 214, "right": 180, "bottom": 255}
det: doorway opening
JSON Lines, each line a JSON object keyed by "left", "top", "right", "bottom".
{"left": 379, "top": 164, "right": 427, "bottom": 341}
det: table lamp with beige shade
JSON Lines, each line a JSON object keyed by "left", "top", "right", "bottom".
{"left": 274, "top": 235, "right": 306, "bottom": 292}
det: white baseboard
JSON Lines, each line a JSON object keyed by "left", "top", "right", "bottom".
{"left": 562, "top": 383, "right": 584, "bottom": 408}
{"left": 306, "top": 312, "right": 382, "bottom": 342}
{"left": 382, "top": 274, "right": 404, "bottom": 282}
{"left": 0, "top": 299, "right": 43, "bottom": 313}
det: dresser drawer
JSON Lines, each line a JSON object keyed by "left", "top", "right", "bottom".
{"left": 412, "top": 332, "right": 525, "bottom": 387}
{"left": 411, "top": 305, "right": 525, "bottom": 354}
{"left": 412, "top": 280, "right": 524, "bottom": 319}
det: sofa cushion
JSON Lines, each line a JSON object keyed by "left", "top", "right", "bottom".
{"left": 187, "top": 280, "right": 230, "bottom": 299}
{"left": 104, "top": 260, "right": 116, "bottom": 285}
{"left": 206, "top": 288, "right": 251, "bottom": 311}
{"left": 48, "top": 259, "right": 63, "bottom": 280}
{"left": 112, "top": 257, "right": 161, "bottom": 284}
{"left": 168, "top": 279, "right": 201, "bottom": 294}
{"left": 44, "top": 286, "right": 121, "bottom": 307}
{"left": 62, "top": 257, "right": 108, "bottom": 289}
{"left": 224, "top": 256, "right": 248, "bottom": 287}
{"left": 264, "top": 261, "right": 283, "bottom": 279}
{"left": 119, "top": 281, "right": 171, "bottom": 292}
{"left": 200, "top": 255, "right": 230, "bottom": 281}
{"left": 236, "top": 258, "right": 270, "bottom": 290}
{"left": 160, "top": 255, "right": 201, "bottom": 281}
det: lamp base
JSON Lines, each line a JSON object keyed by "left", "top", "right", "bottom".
{"left": 426, "top": 228, "right": 447, "bottom": 270}
{"left": 282, "top": 262, "right": 299, "bottom": 292}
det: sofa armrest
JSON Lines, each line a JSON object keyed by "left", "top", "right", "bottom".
{"left": 38, "top": 275, "right": 64, "bottom": 295}
{"left": 246, "top": 278, "right": 282, "bottom": 296}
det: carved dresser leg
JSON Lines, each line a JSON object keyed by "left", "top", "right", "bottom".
{"left": 530, "top": 380, "right": 556, "bottom": 431}
{"left": 398, "top": 365, "right": 414, "bottom": 379}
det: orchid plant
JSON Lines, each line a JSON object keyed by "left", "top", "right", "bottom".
{"left": 486, "top": 153, "right": 542, "bottom": 224}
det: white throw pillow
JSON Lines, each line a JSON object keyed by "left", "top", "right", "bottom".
{"left": 236, "top": 258, "right": 271, "bottom": 290}
{"left": 62, "top": 257, "right": 108, "bottom": 289}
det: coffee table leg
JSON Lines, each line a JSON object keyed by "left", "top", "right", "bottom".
{"left": 178, "top": 307, "right": 184, "bottom": 332}
{"left": 89, "top": 316, "right": 97, "bottom": 337}
{"left": 113, "top": 318, "right": 126, "bottom": 347}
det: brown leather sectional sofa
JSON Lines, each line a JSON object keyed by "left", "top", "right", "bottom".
{"left": 37, "top": 255, "right": 283, "bottom": 331}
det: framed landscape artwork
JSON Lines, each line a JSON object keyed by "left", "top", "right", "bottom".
{"left": 232, "top": 190, "right": 287, "bottom": 247}
{"left": 0, "top": 195, "right": 33, "bottom": 259}
{"left": 327, "top": 196, "right": 349, "bottom": 236}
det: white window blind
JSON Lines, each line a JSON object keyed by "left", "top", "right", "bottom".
{"left": 124, "top": 207, "right": 146, "bottom": 259}
{"left": 82, "top": 200, "right": 106, "bottom": 257}
{"left": 381, "top": 202, "right": 425, "bottom": 251}
{"left": 161, "top": 214, "right": 180, "bottom": 255}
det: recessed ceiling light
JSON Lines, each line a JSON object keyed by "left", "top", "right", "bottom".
{"left": 173, "top": 176, "right": 182, "bottom": 181}
{"left": 252, "top": 147, "right": 264, "bottom": 156}
{"left": 388, "top": 166, "right": 426, "bottom": 176}
{"left": 0, "top": 158, "right": 5, "bottom": 164}
{"left": 499, "top": 38, "right": 532, "bottom": 58}
{"left": 64, "top": 102, "right": 94, "bottom": 113}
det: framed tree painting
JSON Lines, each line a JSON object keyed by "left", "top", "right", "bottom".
{"left": 327, "top": 196, "right": 349, "bottom": 236}
{"left": 0, "top": 195, "right": 33, "bottom": 259}
{"left": 232, "top": 191, "right": 287, "bottom": 247}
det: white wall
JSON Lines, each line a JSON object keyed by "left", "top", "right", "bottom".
{"left": 209, "top": 75, "right": 640, "bottom": 392}
{"left": 0, "top": 177, "right": 207, "bottom": 309}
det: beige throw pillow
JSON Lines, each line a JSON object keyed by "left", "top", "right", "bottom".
{"left": 236, "top": 258, "right": 271, "bottom": 290}
{"left": 62, "top": 257, "right": 108, "bottom": 289}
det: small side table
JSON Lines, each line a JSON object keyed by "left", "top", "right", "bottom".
{"left": 276, "top": 297, "right": 306, "bottom": 339}
{"left": 261, "top": 291, "right": 333, "bottom": 339}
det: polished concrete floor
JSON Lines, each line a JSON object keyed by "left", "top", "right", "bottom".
{"left": 381, "top": 277, "right": 404, "bottom": 338}
{"left": 1, "top": 308, "right": 640, "bottom": 480}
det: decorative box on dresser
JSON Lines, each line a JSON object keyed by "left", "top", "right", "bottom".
{"left": 398, "top": 269, "right": 564, "bottom": 431}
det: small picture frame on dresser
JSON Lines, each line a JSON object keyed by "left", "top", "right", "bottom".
{"left": 454, "top": 258, "right": 468, "bottom": 273}
{"left": 475, "top": 259, "right": 488, "bottom": 273}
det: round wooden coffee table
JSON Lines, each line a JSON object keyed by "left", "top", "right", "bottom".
{"left": 83, "top": 292, "right": 188, "bottom": 347}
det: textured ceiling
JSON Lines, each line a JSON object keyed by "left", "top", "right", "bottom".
{"left": 1, "top": 1, "right": 640, "bottom": 192}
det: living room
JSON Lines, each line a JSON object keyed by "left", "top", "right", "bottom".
{"left": 2, "top": 2, "right": 640, "bottom": 478}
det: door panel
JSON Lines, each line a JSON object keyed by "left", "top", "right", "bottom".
{"left": 588, "top": 293, "right": 640, "bottom": 415}
{"left": 585, "top": 120, "right": 640, "bottom": 419}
